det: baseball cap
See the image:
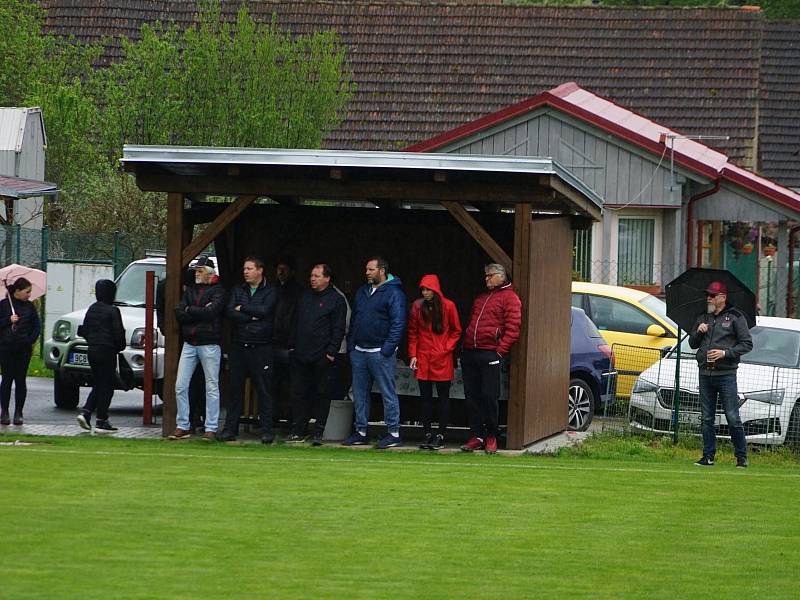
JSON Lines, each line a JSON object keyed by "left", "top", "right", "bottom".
{"left": 193, "top": 255, "right": 215, "bottom": 270}
{"left": 705, "top": 281, "right": 727, "bottom": 296}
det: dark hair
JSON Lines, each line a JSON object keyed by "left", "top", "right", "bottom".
{"left": 275, "top": 255, "right": 296, "bottom": 271}
{"left": 421, "top": 291, "right": 444, "bottom": 334}
{"left": 7, "top": 277, "right": 32, "bottom": 295}
{"left": 313, "top": 263, "right": 333, "bottom": 279}
{"left": 367, "top": 256, "right": 388, "bottom": 274}
{"left": 244, "top": 256, "right": 265, "bottom": 271}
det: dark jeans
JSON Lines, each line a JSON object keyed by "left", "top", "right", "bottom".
{"left": 0, "top": 346, "right": 32, "bottom": 414}
{"left": 83, "top": 348, "right": 116, "bottom": 421}
{"left": 462, "top": 349, "right": 503, "bottom": 438}
{"left": 419, "top": 379, "right": 451, "bottom": 435}
{"left": 289, "top": 355, "right": 333, "bottom": 436}
{"left": 224, "top": 344, "right": 274, "bottom": 435}
{"left": 699, "top": 373, "right": 747, "bottom": 460}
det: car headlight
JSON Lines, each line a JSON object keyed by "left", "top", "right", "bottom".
{"left": 743, "top": 389, "right": 785, "bottom": 405}
{"left": 130, "top": 327, "right": 158, "bottom": 349}
{"left": 53, "top": 320, "right": 72, "bottom": 342}
{"left": 632, "top": 377, "right": 659, "bottom": 394}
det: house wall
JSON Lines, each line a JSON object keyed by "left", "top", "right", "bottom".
{"left": 0, "top": 108, "right": 46, "bottom": 228}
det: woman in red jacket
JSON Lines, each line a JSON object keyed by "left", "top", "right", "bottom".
{"left": 407, "top": 274, "right": 462, "bottom": 449}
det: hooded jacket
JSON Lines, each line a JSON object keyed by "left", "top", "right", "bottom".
{"left": 290, "top": 284, "right": 347, "bottom": 363}
{"left": 407, "top": 274, "right": 462, "bottom": 381}
{"left": 175, "top": 280, "right": 227, "bottom": 346}
{"left": 463, "top": 281, "right": 522, "bottom": 356}
{"left": 227, "top": 278, "right": 278, "bottom": 344}
{"left": 0, "top": 296, "right": 41, "bottom": 350}
{"left": 348, "top": 275, "right": 407, "bottom": 357}
{"left": 79, "top": 279, "right": 126, "bottom": 352}
{"left": 273, "top": 277, "right": 302, "bottom": 349}
{"left": 688, "top": 304, "right": 753, "bottom": 375}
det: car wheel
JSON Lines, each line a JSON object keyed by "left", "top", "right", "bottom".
{"left": 568, "top": 377, "right": 595, "bottom": 432}
{"left": 786, "top": 402, "right": 800, "bottom": 450}
{"left": 53, "top": 371, "right": 80, "bottom": 409}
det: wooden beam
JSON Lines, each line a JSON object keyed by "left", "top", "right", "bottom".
{"left": 548, "top": 175, "right": 603, "bottom": 222}
{"left": 181, "top": 195, "right": 256, "bottom": 267}
{"left": 162, "top": 193, "right": 185, "bottom": 437}
{"left": 441, "top": 201, "right": 513, "bottom": 276}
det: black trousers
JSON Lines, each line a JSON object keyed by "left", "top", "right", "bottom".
{"left": 461, "top": 349, "right": 503, "bottom": 437}
{"left": 0, "top": 346, "right": 32, "bottom": 414}
{"left": 289, "top": 355, "right": 333, "bottom": 437}
{"left": 418, "top": 379, "right": 451, "bottom": 435}
{"left": 84, "top": 348, "right": 116, "bottom": 421}
{"left": 272, "top": 348, "right": 292, "bottom": 426}
{"left": 224, "top": 343, "right": 274, "bottom": 435}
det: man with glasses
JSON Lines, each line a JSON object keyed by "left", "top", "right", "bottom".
{"left": 688, "top": 281, "right": 753, "bottom": 468}
{"left": 460, "top": 263, "right": 521, "bottom": 454}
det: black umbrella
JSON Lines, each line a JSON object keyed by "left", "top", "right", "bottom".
{"left": 665, "top": 268, "right": 757, "bottom": 331}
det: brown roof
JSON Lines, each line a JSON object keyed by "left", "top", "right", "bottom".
{"left": 41, "top": 2, "right": 793, "bottom": 185}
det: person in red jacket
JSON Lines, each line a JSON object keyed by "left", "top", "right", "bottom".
{"left": 408, "top": 274, "right": 462, "bottom": 450}
{"left": 461, "top": 263, "right": 521, "bottom": 454}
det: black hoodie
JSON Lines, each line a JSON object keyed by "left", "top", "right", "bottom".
{"left": 79, "top": 279, "right": 126, "bottom": 352}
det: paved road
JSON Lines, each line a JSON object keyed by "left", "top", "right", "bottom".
{"left": 9, "top": 377, "right": 161, "bottom": 428}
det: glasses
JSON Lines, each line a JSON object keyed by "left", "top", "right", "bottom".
{"left": 485, "top": 272, "right": 500, "bottom": 279}
{"left": 706, "top": 293, "right": 722, "bottom": 298}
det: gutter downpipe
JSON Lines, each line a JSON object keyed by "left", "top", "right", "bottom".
{"left": 686, "top": 179, "right": 721, "bottom": 269}
{"left": 788, "top": 225, "right": 800, "bottom": 317}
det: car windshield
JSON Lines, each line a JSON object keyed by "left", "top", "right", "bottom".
{"left": 114, "top": 263, "right": 166, "bottom": 306}
{"left": 639, "top": 295, "right": 678, "bottom": 332}
{"left": 673, "top": 326, "right": 800, "bottom": 368}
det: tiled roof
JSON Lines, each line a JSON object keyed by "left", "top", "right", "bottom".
{"left": 41, "top": 2, "right": 779, "bottom": 180}
{"left": 759, "top": 20, "right": 800, "bottom": 188}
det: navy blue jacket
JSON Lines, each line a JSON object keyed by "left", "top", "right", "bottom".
{"left": 227, "top": 279, "right": 277, "bottom": 344}
{"left": 348, "top": 275, "right": 407, "bottom": 356}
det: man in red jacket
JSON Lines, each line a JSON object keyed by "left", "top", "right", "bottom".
{"left": 461, "top": 263, "right": 521, "bottom": 454}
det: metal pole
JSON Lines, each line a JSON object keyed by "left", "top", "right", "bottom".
{"left": 39, "top": 226, "right": 49, "bottom": 358}
{"left": 671, "top": 328, "right": 683, "bottom": 444}
{"left": 143, "top": 270, "right": 155, "bottom": 425}
{"left": 14, "top": 224, "right": 21, "bottom": 264}
{"left": 113, "top": 230, "right": 120, "bottom": 278}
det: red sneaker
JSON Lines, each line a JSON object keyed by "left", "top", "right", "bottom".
{"left": 485, "top": 436, "right": 498, "bottom": 454}
{"left": 460, "top": 436, "right": 484, "bottom": 452}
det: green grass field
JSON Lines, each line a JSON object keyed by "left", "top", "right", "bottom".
{"left": 2, "top": 435, "right": 799, "bottom": 599}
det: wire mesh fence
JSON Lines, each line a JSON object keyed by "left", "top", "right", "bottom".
{"left": 595, "top": 343, "right": 800, "bottom": 454}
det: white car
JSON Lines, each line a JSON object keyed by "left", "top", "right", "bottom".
{"left": 629, "top": 316, "right": 800, "bottom": 448}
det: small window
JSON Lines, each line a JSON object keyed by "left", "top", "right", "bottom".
{"left": 588, "top": 295, "right": 657, "bottom": 335}
{"left": 571, "top": 293, "right": 584, "bottom": 309}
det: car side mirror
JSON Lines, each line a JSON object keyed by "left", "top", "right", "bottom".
{"left": 660, "top": 345, "right": 674, "bottom": 358}
{"left": 647, "top": 324, "right": 667, "bottom": 337}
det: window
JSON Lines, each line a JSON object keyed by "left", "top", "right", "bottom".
{"left": 588, "top": 295, "right": 658, "bottom": 335}
{"left": 571, "top": 293, "right": 584, "bottom": 309}
{"left": 617, "top": 217, "right": 655, "bottom": 285}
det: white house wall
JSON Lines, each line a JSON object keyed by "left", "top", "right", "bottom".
{"left": 0, "top": 108, "right": 46, "bottom": 227}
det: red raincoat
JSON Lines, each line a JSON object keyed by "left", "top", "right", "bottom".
{"left": 407, "top": 274, "right": 462, "bottom": 381}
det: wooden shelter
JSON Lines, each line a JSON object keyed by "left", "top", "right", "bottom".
{"left": 122, "top": 146, "right": 603, "bottom": 449}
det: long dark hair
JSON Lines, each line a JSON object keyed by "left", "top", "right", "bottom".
{"left": 421, "top": 291, "right": 444, "bottom": 334}
{"left": 6, "top": 277, "right": 32, "bottom": 297}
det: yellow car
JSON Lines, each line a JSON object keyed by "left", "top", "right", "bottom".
{"left": 571, "top": 282, "right": 678, "bottom": 397}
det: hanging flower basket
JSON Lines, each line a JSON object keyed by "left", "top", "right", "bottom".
{"left": 742, "top": 242, "right": 753, "bottom": 255}
{"left": 764, "top": 244, "right": 777, "bottom": 257}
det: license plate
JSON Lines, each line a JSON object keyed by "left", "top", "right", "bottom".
{"left": 677, "top": 412, "right": 701, "bottom": 426}
{"left": 68, "top": 352, "right": 89, "bottom": 366}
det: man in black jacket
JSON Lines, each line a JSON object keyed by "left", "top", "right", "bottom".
{"left": 76, "top": 279, "right": 126, "bottom": 433}
{"left": 218, "top": 257, "right": 278, "bottom": 443}
{"left": 286, "top": 263, "right": 347, "bottom": 445}
{"left": 688, "top": 281, "right": 753, "bottom": 468}
{"left": 169, "top": 257, "right": 226, "bottom": 440}
{"left": 272, "top": 256, "right": 302, "bottom": 428}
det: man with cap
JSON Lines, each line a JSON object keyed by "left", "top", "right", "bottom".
{"left": 688, "top": 281, "right": 753, "bottom": 468}
{"left": 170, "top": 256, "right": 227, "bottom": 440}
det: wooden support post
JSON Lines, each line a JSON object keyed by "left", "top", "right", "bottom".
{"left": 181, "top": 195, "right": 257, "bottom": 267}
{"left": 162, "top": 193, "right": 185, "bottom": 437}
{"left": 441, "top": 201, "right": 513, "bottom": 276}
{"left": 507, "top": 211, "right": 572, "bottom": 449}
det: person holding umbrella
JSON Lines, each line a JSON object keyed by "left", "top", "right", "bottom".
{"left": 0, "top": 277, "right": 41, "bottom": 425}
{"left": 688, "top": 281, "right": 753, "bottom": 468}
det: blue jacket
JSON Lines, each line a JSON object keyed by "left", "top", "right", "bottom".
{"left": 348, "top": 275, "right": 407, "bottom": 356}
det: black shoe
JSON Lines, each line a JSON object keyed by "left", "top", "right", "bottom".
{"left": 217, "top": 431, "right": 237, "bottom": 442}
{"left": 285, "top": 434, "right": 306, "bottom": 444}
{"left": 342, "top": 431, "right": 369, "bottom": 446}
{"left": 309, "top": 432, "right": 324, "bottom": 446}
{"left": 76, "top": 411, "right": 91, "bottom": 431}
{"left": 94, "top": 420, "right": 118, "bottom": 434}
{"left": 261, "top": 434, "right": 275, "bottom": 445}
{"left": 736, "top": 457, "right": 749, "bottom": 469}
{"left": 430, "top": 434, "right": 445, "bottom": 450}
{"left": 419, "top": 432, "right": 434, "bottom": 450}
{"left": 694, "top": 456, "right": 714, "bottom": 466}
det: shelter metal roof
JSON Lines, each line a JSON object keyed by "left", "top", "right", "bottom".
{"left": 0, "top": 175, "right": 58, "bottom": 199}
{"left": 121, "top": 145, "right": 604, "bottom": 218}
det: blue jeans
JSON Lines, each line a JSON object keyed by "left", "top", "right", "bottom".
{"left": 176, "top": 343, "right": 221, "bottom": 432}
{"left": 698, "top": 373, "right": 747, "bottom": 459}
{"left": 350, "top": 350, "right": 400, "bottom": 434}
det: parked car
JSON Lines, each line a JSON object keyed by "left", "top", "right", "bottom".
{"left": 568, "top": 306, "right": 616, "bottom": 431}
{"left": 44, "top": 255, "right": 216, "bottom": 408}
{"left": 629, "top": 316, "right": 800, "bottom": 448}
{"left": 571, "top": 282, "right": 678, "bottom": 397}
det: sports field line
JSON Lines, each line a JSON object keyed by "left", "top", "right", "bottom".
{"left": 4, "top": 446, "right": 800, "bottom": 480}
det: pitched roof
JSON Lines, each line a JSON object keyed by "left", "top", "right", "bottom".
{"left": 0, "top": 175, "right": 58, "bottom": 199}
{"left": 41, "top": 2, "right": 790, "bottom": 184}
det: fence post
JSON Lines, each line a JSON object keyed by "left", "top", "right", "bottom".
{"left": 39, "top": 225, "right": 49, "bottom": 358}
{"left": 14, "top": 224, "right": 21, "bottom": 264}
{"left": 671, "top": 328, "right": 683, "bottom": 444}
